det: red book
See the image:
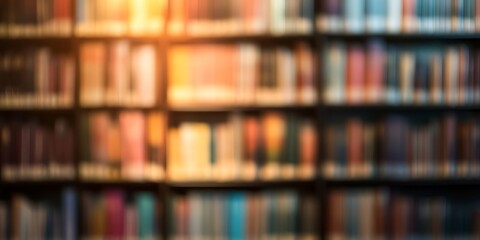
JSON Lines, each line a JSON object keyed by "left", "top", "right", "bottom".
{"left": 365, "top": 40, "right": 385, "bottom": 103}
{"left": 120, "top": 112, "right": 146, "bottom": 179}
{"left": 106, "top": 191, "right": 125, "bottom": 239}
{"left": 243, "top": 117, "right": 259, "bottom": 165}
{"left": 299, "top": 120, "right": 317, "bottom": 173}
{"left": 347, "top": 44, "right": 365, "bottom": 103}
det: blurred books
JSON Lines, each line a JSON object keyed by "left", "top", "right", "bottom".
{"left": 168, "top": 42, "right": 316, "bottom": 106}
{"left": 80, "top": 111, "right": 164, "bottom": 181}
{"left": 80, "top": 42, "right": 157, "bottom": 107}
{"left": 169, "top": 190, "right": 316, "bottom": 240}
{"left": 0, "top": 48, "right": 74, "bottom": 109}
{"left": 328, "top": 188, "right": 480, "bottom": 239}
{"left": 82, "top": 190, "right": 158, "bottom": 239}
{"left": 168, "top": 0, "right": 314, "bottom": 36}
{"left": 0, "top": 118, "right": 75, "bottom": 181}
{"left": 325, "top": 114, "right": 480, "bottom": 179}
{"left": 317, "top": 0, "right": 479, "bottom": 33}
{"left": 0, "top": 0, "right": 72, "bottom": 37}
{"left": 75, "top": 0, "right": 167, "bottom": 36}
{"left": 0, "top": 189, "right": 76, "bottom": 240}
{"left": 324, "top": 41, "right": 480, "bottom": 105}
{"left": 168, "top": 112, "right": 317, "bottom": 182}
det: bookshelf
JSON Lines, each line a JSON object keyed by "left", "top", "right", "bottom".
{"left": 3, "top": 0, "right": 480, "bottom": 239}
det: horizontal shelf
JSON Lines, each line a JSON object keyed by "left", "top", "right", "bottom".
{"left": 0, "top": 180, "right": 77, "bottom": 191}
{"left": 169, "top": 104, "right": 316, "bottom": 112}
{"left": 167, "top": 179, "right": 316, "bottom": 189}
{"left": 75, "top": 35, "right": 162, "bottom": 42}
{"left": 80, "top": 106, "right": 163, "bottom": 112}
{"left": 168, "top": 34, "right": 313, "bottom": 44}
{"left": 323, "top": 104, "right": 480, "bottom": 112}
{"left": 319, "top": 33, "right": 480, "bottom": 40}
{"left": 0, "top": 108, "right": 75, "bottom": 115}
{"left": 325, "top": 178, "right": 480, "bottom": 188}
{"left": 79, "top": 181, "right": 162, "bottom": 190}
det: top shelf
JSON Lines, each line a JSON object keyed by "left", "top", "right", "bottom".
{"left": 168, "top": 34, "right": 314, "bottom": 44}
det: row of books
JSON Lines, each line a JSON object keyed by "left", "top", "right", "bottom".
{"left": 317, "top": 0, "right": 480, "bottom": 33}
{"left": 0, "top": 0, "right": 72, "bottom": 37}
{"left": 168, "top": 112, "right": 317, "bottom": 181}
{"left": 168, "top": 43, "right": 316, "bottom": 106}
{"left": 169, "top": 191, "right": 316, "bottom": 240}
{"left": 325, "top": 114, "right": 480, "bottom": 178}
{"left": 168, "top": 0, "right": 314, "bottom": 36}
{"left": 82, "top": 190, "right": 158, "bottom": 239}
{"left": 80, "top": 111, "right": 164, "bottom": 181}
{"left": 0, "top": 49, "right": 74, "bottom": 108}
{"left": 80, "top": 42, "right": 157, "bottom": 107}
{"left": 0, "top": 189, "right": 76, "bottom": 240}
{"left": 76, "top": 0, "right": 166, "bottom": 36}
{"left": 329, "top": 189, "right": 480, "bottom": 239}
{"left": 0, "top": 119, "right": 75, "bottom": 181}
{"left": 324, "top": 42, "right": 480, "bottom": 105}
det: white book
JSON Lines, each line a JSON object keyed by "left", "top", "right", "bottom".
{"left": 270, "top": 0, "right": 286, "bottom": 34}
{"left": 325, "top": 43, "right": 346, "bottom": 104}
{"left": 387, "top": 0, "right": 402, "bottom": 32}
{"left": 277, "top": 48, "right": 296, "bottom": 104}
{"left": 131, "top": 45, "right": 156, "bottom": 106}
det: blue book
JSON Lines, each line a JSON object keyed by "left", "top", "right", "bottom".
{"left": 228, "top": 192, "right": 246, "bottom": 240}
{"left": 62, "top": 188, "right": 77, "bottom": 240}
{"left": 136, "top": 193, "right": 155, "bottom": 239}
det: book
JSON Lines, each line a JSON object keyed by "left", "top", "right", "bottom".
{"left": 329, "top": 188, "right": 480, "bottom": 239}
{"left": 323, "top": 41, "right": 480, "bottom": 105}
{"left": 169, "top": 190, "right": 316, "bottom": 239}
{"left": 168, "top": 43, "right": 316, "bottom": 106}
{"left": 76, "top": 0, "right": 166, "bottom": 36}
{"left": 325, "top": 114, "right": 480, "bottom": 178}
{"left": 344, "top": 0, "right": 365, "bottom": 33}
{"left": 80, "top": 111, "right": 164, "bottom": 181}
{"left": 168, "top": 112, "right": 317, "bottom": 182}
{"left": 1, "top": 0, "right": 72, "bottom": 37}
{"left": 82, "top": 190, "right": 158, "bottom": 239}
{"left": 317, "top": 0, "right": 480, "bottom": 33}
{"left": 2, "top": 189, "right": 77, "bottom": 239}
{"left": 0, "top": 118, "right": 75, "bottom": 180}
{"left": 80, "top": 42, "right": 157, "bottom": 107}
{"left": 167, "top": 0, "right": 313, "bottom": 36}
{"left": 0, "top": 48, "right": 74, "bottom": 108}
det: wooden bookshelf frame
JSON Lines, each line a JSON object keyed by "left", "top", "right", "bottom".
{"left": 4, "top": 0, "right": 480, "bottom": 239}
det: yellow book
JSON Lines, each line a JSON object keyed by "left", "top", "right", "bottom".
{"left": 168, "top": 128, "right": 180, "bottom": 180}
{"left": 129, "top": 0, "right": 166, "bottom": 35}
{"left": 195, "top": 123, "right": 211, "bottom": 180}
{"left": 168, "top": 46, "right": 192, "bottom": 105}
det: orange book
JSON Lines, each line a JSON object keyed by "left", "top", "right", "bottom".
{"left": 402, "top": 0, "right": 416, "bottom": 32}
{"left": 347, "top": 44, "right": 365, "bottom": 104}
{"left": 295, "top": 43, "right": 316, "bottom": 104}
{"left": 299, "top": 120, "right": 317, "bottom": 178}
{"left": 147, "top": 112, "right": 164, "bottom": 165}
{"left": 119, "top": 111, "right": 146, "bottom": 179}
{"left": 168, "top": 0, "right": 185, "bottom": 35}
{"left": 347, "top": 118, "right": 363, "bottom": 177}
{"left": 90, "top": 113, "right": 110, "bottom": 163}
